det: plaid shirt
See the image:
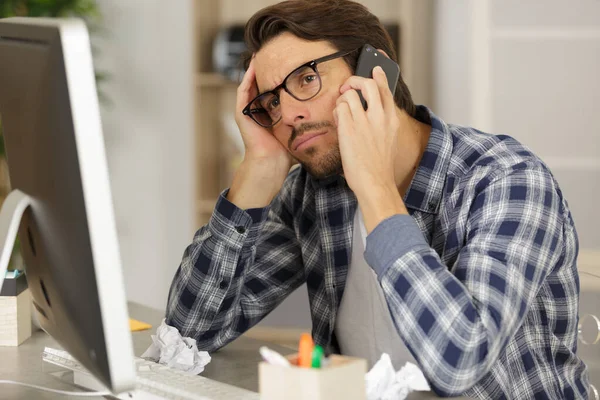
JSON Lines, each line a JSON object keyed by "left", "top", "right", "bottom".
{"left": 166, "top": 106, "right": 588, "bottom": 398}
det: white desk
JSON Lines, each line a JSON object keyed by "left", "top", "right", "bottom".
{"left": 0, "top": 302, "right": 465, "bottom": 399}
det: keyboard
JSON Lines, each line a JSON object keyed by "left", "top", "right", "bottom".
{"left": 42, "top": 347, "right": 260, "bottom": 400}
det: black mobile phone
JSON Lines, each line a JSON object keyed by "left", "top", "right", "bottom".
{"left": 354, "top": 44, "right": 400, "bottom": 110}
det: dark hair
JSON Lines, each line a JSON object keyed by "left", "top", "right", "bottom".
{"left": 242, "top": 0, "right": 416, "bottom": 117}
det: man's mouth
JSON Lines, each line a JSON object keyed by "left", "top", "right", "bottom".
{"left": 293, "top": 131, "right": 327, "bottom": 151}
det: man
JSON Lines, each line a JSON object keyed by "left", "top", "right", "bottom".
{"left": 166, "top": 0, "right": 588, "bottom": 398}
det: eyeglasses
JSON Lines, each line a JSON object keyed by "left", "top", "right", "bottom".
{"left": 242, "top": 49, "right": 357, "bottom": 128}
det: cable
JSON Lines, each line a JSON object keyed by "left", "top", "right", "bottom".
{"left": 580, "top": 271, "right": 600, "bottom": 280}
{"left": 0, "top": 380, "right": 111, "bottom": 397}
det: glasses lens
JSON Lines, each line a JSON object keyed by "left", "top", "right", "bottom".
{"left": 248, "top": 92, "right": 281, "bottom": 127}
{"left": 286, "top": 66, "right": 321, "bottom": 100}
{"left": 245, "top": 65, "right": 322, "bottom": 127}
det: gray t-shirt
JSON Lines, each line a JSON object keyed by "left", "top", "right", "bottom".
{"left": 334, "top": 209, "right": 417, "bottom": 370}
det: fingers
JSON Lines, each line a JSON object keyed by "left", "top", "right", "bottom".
{"left": 339, "top": 75, "right": 383, "bottom": 116}
{"left": 336, "top": 88, "right": 366, "bottom": 122}
{"left": 371, "top": 66, "right": 395, "bottom": 114}
{"left": 237, "top": 58, "right": 258, "bottom": 112}
{"left": 334, "top": 101, "right": 353, "bottom": 135}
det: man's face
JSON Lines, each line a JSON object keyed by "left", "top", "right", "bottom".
{"left": 253, "top": 32, "right": 353, "bottom": 179}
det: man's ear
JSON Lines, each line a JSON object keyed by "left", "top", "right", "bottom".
{"left": 377, "top": 49, "right": 391, "bottom": 59}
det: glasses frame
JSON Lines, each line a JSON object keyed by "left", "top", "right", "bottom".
{"left": 242, "top": 49, "right": 357, "bottom": 127}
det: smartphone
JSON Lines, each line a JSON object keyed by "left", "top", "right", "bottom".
{"left": 354, "top": 44, "right": 400, "bottom": 110}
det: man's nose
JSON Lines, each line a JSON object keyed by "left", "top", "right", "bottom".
{"left": 279, "top": 91, "right": 311, "bottom": 126}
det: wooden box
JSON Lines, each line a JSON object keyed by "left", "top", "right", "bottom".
{"left": 259, "top": 353, "right": 367, "bottom": 400}
{"left": 0, "top": 275, "right": 32, "bottom": 346}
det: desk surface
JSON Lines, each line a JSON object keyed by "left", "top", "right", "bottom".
{"left": 0, "top": 302, "right": 461, "bottom": 399}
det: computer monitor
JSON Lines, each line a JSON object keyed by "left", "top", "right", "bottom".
{"left": 0, "top": 17, "right": 135, "bottom": 393}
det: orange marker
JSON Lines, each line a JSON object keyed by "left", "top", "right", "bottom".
{"left": 298, "top": 333, "right": 314, "bottom": 368}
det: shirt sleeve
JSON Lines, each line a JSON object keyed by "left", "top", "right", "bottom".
{"left": 165, "top": 173, "right": 306, "bottom": 352}
{"left": 364, "top": 165, "right": 573, "bottom": 396}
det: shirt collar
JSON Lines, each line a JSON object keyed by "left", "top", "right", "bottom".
{"left": 403, "top": 105, "right": 453, "bottom": 214}
{"left": 310, "top": 173, "right": 347, "bottom": 190}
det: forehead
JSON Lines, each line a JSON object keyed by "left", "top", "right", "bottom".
{"left": 254, "top": 32, "right": 339, "bottom": 93}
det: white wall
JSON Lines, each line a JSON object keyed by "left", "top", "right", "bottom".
{"left": 94, "top": 0, "right": 195, "bottom": 311}
{"left": 433, "top": 0, "right": 600, "bottom": 256}
{"left": 432, "top": 0, "right": 472, "bottom": 125}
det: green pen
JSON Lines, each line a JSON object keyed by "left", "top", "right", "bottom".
{"left": 311, "top": 345, "right": 324, "bottom": 368}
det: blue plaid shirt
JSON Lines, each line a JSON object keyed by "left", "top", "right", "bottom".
{"left": 166, "top": 106, "right": 588, "bottom": 398}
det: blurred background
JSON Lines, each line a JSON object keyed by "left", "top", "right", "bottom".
{"left": 0, "top": 0, "right": 598, "bottom": 347}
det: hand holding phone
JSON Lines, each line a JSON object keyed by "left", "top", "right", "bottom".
{"left": 334, "top": 44, "right": 402, "bottom": 201}
{"left": 354, "top": 44, "right": 400, "bottom": 110}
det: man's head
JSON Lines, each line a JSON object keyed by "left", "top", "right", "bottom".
{"left": 242, "top": 0, "right": 415, "bottom": 179}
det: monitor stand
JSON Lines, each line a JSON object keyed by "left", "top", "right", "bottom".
{"left": 0, "top": 191, "right": 134, "bottom": 397}
{"left": 0, "top": 189, "right": 32, "bottom": 293}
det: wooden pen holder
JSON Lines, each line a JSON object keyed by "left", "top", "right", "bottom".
{"left": 0, "top": 273, "right": 32, "bottom": 346}
{"left": 259, "top": 353, "right": 367, "bottom": 400}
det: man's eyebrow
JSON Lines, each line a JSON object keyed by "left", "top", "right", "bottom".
{"left": 258, "top": 80, "right": 279, "bottom": 94}
{"left": 257, "top": 58, "right": 314, "bottom": 94}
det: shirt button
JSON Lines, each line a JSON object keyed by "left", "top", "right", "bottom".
{"left": 219, "top": 280, "right": 228, "bottom": 289}
{"left": 235, "top": 226, "right": 246, "bottom": 234}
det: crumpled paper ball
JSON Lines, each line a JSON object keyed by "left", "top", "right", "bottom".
{"left": 141, "top": 319, "right": 211, "bottom": 375}
{"left": 366, "top": 353, "right": 430, "bottom": 400}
